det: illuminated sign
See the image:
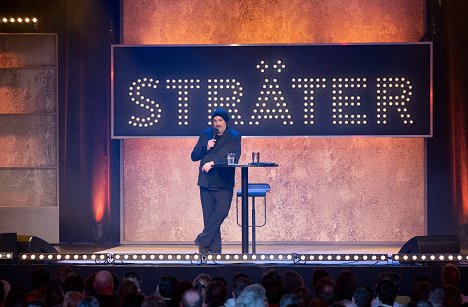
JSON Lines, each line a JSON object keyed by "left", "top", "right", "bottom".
{"left": 112, "top": 43, "right": 431, "bottom": 137}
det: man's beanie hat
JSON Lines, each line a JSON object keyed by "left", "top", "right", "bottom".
{"left": 211, "top": 108, "right": 230, "bottom": 122}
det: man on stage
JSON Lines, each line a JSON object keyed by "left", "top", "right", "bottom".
{"left": 191, "top": 108, "right": 242, "bottom": 254}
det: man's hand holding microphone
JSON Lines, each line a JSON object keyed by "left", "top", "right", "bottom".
{"left": 203, "top": 128, "right": 218, "bottom": 172}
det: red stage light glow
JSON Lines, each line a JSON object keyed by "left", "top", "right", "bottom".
{"left": 92, "top": 155, "right": 108, "bottom": 223}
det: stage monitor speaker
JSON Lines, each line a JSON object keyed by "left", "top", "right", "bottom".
{"left": 0, "top": 233, "right": 17, "bottom": 255}
{"left": 398, "top": 235, "right": 460, "bottom": 254}
{"left": 16, "top": 235, "right": 58, "bottom": 254}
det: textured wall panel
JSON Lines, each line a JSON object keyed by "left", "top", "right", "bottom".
{"left": 123, "top": 0, "right": 423, "bottom": 44}
{"left": 123, "top": 138, "right": 424, "bottom": 242}
{"left": 0, "top": 34, "right": 56, "bottom": 67}
{"left": 0, "top": 207, "right": 59, "bottom": 243}
{"left": 0, "top": 69, "right": 56, "bottom": 114}
{"left": 0, "top": 169, "right": 56, "bottom": 207}
{"left": 0, "top": 115, "right": 56, "bottom": 167}
{"left": 122, "top": 0, "right": 426, "bottom": 243}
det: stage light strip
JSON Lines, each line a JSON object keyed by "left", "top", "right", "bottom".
{"left": 19, "top": 253, "right": 111, "bottom": 262}
{"left": 299, "top": 254, "right": 389, "bottom": 262}
{"left": 394, "top": 254, "right": 468, "bottom": 262}
{"left": 1, "top": 17, "right": 38, "bottom": 23}
{"left": 112, "top": 253, "right": 298, "bottom": 263}
{"left": 0, "top": 252, "right": 14, "bottom": 260}
{"left": 16, "top": 253, "right": 468, "bottom": 264}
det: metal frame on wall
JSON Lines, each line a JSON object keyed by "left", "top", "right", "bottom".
{"left": 111, "top": 43, "right": 432, "bottom": 138}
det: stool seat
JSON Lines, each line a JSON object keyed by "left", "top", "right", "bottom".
{"left": 236, "top": 183, "right": 270, "bottom": 197}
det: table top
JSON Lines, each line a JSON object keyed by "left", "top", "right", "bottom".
{"left": 213, "top": 162, "right": 278, "bottom": 168}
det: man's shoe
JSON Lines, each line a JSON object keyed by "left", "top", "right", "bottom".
{"left": 194, "top": 239, "right": 209, "bottom": 254}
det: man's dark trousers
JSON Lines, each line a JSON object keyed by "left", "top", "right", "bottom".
{"left": 196, "top": 187, "right": 233, "bottom": 253}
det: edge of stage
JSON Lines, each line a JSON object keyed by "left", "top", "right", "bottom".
{"left": 2, "top": 242, "right": 468, "bottom": 295}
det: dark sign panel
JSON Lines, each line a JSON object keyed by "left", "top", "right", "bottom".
{"left": 112, "top": 43, "right": 431, "bottom": 137}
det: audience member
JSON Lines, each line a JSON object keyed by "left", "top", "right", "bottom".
{"left": 170, "top": 281, "right": 193, "bottom": 307}
{"left": 93, "top": 270, "right": 118, "bottom": 307}
{"left": 124, "top": 271, "right": 144, "bottom": 295}
{"left": 232, "top": 273, "right": 250, "bottom": 284}
{"left": 312, "top": 270, "right": 331, "bottom": 291}
{"left": 235, "top": 283, "right": 267, "bottom": 307}
{"left": 371, "top": 272, "right": 408, "bottom": 307}
{"left": 0, "top": 282, "right": 4, "bottom": 307}
{"left": 77, "top": 296, "right": 100, "bottom": 307}
{"left": 63, "top": 291, "right": 84, "bottom": 307}
{"left": 31, "top": 269, "right": 50, "bottom": 298}
{"left": 414, "top": 300, "right": 432, "bottom": 307}
{"left": 441, "top": 264, "right": 461, "bottom": 287}
{"left": 119, "top": 279, "right": 139, "bottom": 302}
{"left": 375, "top": 280, "right": 398, "bottom": 307}
{"left": 225, "top": 277, "right": 251, "bottom": 307}
{"left": 315, "top": 277, "right": 337, "bottom": 305}
{"left": 352, "top": 286, "right": 373, "bottom": 307}
{"left": 282, "top": 271, "right": 304, "bottom": 295}
{"left": 336, "top": 271, "right": 358, "bottom": 301}
{"left": 1, "top": 280, "right": 10, "bottom": 304}
{"left": 155, "top": 275, "right": 178, "bottom": 302}
{"left": 121, "top": 292, "right": 145, "bottom": 307}
{"left": 292, "top": 286, "right": 312, "bottom": 307}
{"left": 428, "top": 287, "right": 446, "bottom": 307}
{"left": 331, "top": 299, "right": 358, "bottom": 307}
{"left": 83, "top": 273, "right": 97, "bottom": 296}
{"left": 55, "top": 267, "right": 75, "bottom": 283}
{"left": 45, "top": 278, "right": 64, "bottom": 306}
{"left": 444, "top": 285, "right": 462, "bottom": 307}
{"left": 279, "top": 293, "right": 299, "bottom": 307}
{"left": 22, "top": 290, "right": 46, "bottom": 307}
{"left": 4, "top": 284, "right": 28, "bottom": 307}
{"left": 142, "top": 295, "right": 167, "bottom": 307}
{"left": 205, "top": 280, "right": 227, "bottom": 306}
{"left": 261, "top": 269, "right": 283, "bottom": 307}
{"left": 63, "top": 275, "right": 85, "bottom": 294}
{"left": 411, "top": 281, "right": 432, "bottom": 303}
{"left": 308, "top": 297, "right": 328, "bottom": 307}
{"left": 193, "top": 273, "right": 211, "bottom": 304}
{"left": 441, "top": 264, "right": 468, "bottom": 304}
{"left": 180, "top": 288, "right": 203, "bottom": 307}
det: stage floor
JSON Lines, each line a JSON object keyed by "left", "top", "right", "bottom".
{"left": 55, "top": 242, "right": 404, "bottom": 255}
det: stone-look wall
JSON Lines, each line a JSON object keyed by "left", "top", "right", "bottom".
{"left": 121, "top": 0, "right": 425, "bottom": 243}
{"left": 0, "top": 34, "right": 58, "bottom": 242}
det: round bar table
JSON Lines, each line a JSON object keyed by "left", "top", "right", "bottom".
{"left": 213, "top": 162, "right": 278, "bottom": 253}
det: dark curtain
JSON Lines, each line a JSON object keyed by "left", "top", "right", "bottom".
{"left": 427, "top": 0, "right": 468, "bottom": 237}
{"left": 58, "top": 0, "right": 121, "bottom": 242}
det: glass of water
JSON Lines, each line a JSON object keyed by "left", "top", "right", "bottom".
{"left": 227, "top": 153, "right": 235, "bottom": 165}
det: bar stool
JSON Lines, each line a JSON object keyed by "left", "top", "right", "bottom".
{"left": 236, "top": 183, "right": 270, "bottom": 253}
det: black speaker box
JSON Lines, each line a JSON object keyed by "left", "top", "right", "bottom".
{"left": 398, "top": 235, "right": 460, "bottom": 254}
{"left": 0, "top": 233, "right": 17, "bottom": 254}
{"left": 16, "top": 234, "right": 58, "bottom": 254}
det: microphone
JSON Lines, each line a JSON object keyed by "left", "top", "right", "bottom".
{"left": 212, "top": 128, "right": 219, "bottom": 140}
{"left": 208, "top": 128, "right": 218, "bottom": 151}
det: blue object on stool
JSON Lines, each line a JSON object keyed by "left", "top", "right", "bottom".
{"left": 236, "top": 183, "right": 270, "bottom": 253}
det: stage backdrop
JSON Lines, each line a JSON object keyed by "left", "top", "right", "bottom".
{"left": 121, "top": 0, "right": 425, "bottom": 243}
